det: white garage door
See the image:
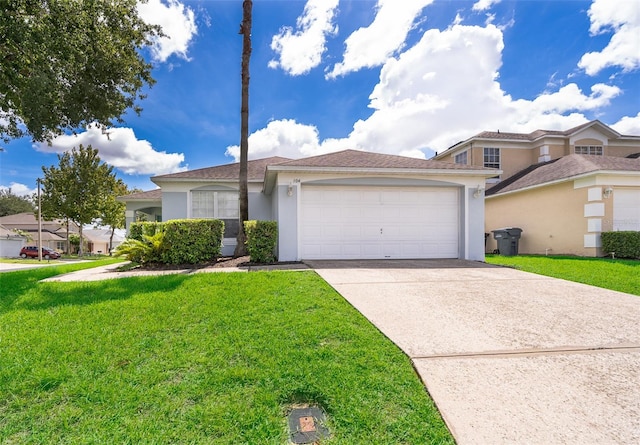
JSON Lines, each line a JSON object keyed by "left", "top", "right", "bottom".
{"left": 300, "top": 186, "right": 459, "bottom": 259}
{"left": 613, "top": 189, "right": 640, "bottom": 231}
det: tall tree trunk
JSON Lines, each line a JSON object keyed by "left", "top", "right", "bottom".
{"left": 234, "top": 0, "right": 252, "bottom": 257}
{"left": 108, "top": 227, "right": 115, "bottom": 256}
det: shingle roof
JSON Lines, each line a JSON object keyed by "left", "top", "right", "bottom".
{"left": 152, "top": 156, "right": 292, "bottom": 182}
{"left": 120, "top": 189, "right": 162, "bottom": 201}
{"left": 272, "top": 149, "right": 491, "bottom": 171}
{"left": 489, "top": 154, "right": 640, "bottom": 195}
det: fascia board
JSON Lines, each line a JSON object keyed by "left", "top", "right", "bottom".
{"left": 267, "top": 165, "right": 501, "bottom": 177}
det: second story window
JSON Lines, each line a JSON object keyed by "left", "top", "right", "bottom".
{"left": 454, "top": 151, "right": 468, "bottom": 165}
{"left": 483, "top": 147, "right": 500, "bottom": 169}
{"left": 575, "top": 145, "right": 603, "bottom": 155}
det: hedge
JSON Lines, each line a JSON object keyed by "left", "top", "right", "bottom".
{"left": 244, "top": 220, "right": 278, "bottom": 263}
{"left": 129, "top": 221, "right": 161, "bottom": 241}
{"left": 120, "top": 219, "right": 224, "bottom": 264}
{"left": 601, "top": 231, "right": 640, "bottom": 259}
{"left": 160, "top": 219, "right": 224, "bottom": 264}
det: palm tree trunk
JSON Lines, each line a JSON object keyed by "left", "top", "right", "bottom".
{"left": 234, "top": 0, "right": 252, "bottom": 257}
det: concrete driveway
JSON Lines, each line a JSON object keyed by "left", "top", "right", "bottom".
{"left": 306, "top": 259, "right": 640, "bottom": 444}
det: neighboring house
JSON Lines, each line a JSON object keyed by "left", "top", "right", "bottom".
{"left": 434, "top": 120, "right": 640, "bottom": 256}
{"left": 0, "top": 212, "right": 79, "bottom": 253}
{"left": 83, "top": 229, "right": 125, "bottom": 254}
{"left": 120, "top": 150, "right": 499, "bottom": 261}
{"left": 0, "top": 224, "right": 27, "bottom": 257}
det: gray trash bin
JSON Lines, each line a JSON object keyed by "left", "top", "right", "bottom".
{"left": 491, "top": 228, "right": 523, "bottom": 256}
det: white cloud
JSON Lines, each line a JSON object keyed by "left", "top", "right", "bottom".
{"left": 225, "top": 119, "right": 327, "bottom": 160}
{"left": 268, "top": 0, "right": 339, "bottom": 76}
{"left": 472, "top": 0, "right": 501, "bottom": 12}
{"left": 232, "top": 23, "right": 628, "bottom": 161}
{"left": 578, "top": 0, "right": 640, "bottom": 76}
{"left": 36, "top": 125, "right": 186, "bottom": 176}
{"left": 326, "top": 0, "right": 434, "bottom": 79}
{"left": 137, "top": 0, "right": 197, "bottom": 62}
{"left": 0, "top": 182, "right": 36, "bottom": 197}
{"left": 612, "top": 112, "right": 640, "bottom": 135}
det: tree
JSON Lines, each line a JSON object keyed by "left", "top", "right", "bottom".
{"left": 41, "top": 145, "right": 117, "bottom": 256}
{"left": 234, "top": 0, "right": 252, "bottom": 258}
{"left": 0, "top": 188, "right": 35, "bottom": 216}
{"left": 0, "top": 0, "right": 160, "bottom": 142}
{"left": 99, "top": 178, "right": 129, "bottom": 255}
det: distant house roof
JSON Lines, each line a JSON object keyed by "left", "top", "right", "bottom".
{"left": 151, "top": 156, "right": 292, "bottom": 184}
{"left": 0, "top": 212, "right": 79, "bottom": 232}
{"left": 439, "top": 120, "right": 640, "bottom": 157}
{"left": 0, "top": 224, "right": 25, "bottom": 238}
{"left": 487, "top": 154, "right": 640, "bottom": 196}
{"left": 83, "top": 229, "right": 125, "bottom": 244}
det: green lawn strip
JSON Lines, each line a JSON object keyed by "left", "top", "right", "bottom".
{"left": 0, "top": 271, "right": 453, "bottom": 444}
{"left": 486, "top": 255, "right": 640, "bottom": 296}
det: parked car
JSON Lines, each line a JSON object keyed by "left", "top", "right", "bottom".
{"left": 19, "top": 246, "right": 61, "bottom": 260}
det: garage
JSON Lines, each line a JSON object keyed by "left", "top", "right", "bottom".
{"left": 613, "top": 189, "right": 640, "bottom": 231}
{"left": 300, "top": 185, "right": 460, "bottom": 259}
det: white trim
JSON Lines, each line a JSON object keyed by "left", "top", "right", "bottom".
{"left": 587, "top": 187, "right": 602, "bottom": 202}
{"left": 584, "top": 203, "right": 605, "bottom": 217}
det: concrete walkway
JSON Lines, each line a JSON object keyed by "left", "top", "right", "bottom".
{"left": 306, "top": 259, "right": 640, "bottom": 445}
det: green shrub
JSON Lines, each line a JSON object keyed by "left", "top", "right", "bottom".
{"left": 244, "top": 220, "right": 278, "bottom": 263}
{"left": 115, "top": 232, "right": 166, "bottom": 264}
{"left": 120, "top": 220, "right": 224, "bottom": 265}
{"left": 129, "top": 221, "right": 160, "bottom": 241}
{"left": 601, "top": 231, "right": 640, "bottom": 259}
{"left": 160, "top": 219, "right": 224, "bottom": 264}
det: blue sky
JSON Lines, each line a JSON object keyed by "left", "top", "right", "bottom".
{"left": 1, "top": 0, "right": 639, "bottom": 195}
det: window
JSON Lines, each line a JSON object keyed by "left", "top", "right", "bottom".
{"left": 454, "top": 151, "right": 468, "bottom": 165}
{"left": 483, "top": 147, "right": 500, "bottom": 169}
{"left": 191, "top": 191, "right": 239, "bottom": 219}
{"left": 575, "top": 145, "right": 603, "bottom": 155}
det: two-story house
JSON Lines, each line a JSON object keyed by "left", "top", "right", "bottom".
{"left": 434, "top": 120, "right": 640, "bottom": 256}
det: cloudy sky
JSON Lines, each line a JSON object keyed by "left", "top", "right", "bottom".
{"left": 1, "top": 0, "right": 639, "bottom": 195}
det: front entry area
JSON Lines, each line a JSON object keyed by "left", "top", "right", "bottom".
{"left": 299, "top": 185, "right": 460, "bottom": 260}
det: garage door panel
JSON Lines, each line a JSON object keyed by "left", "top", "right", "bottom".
{"left": 614, "top": 189, "right": 640, "bottom": 231}
{"left": 301, "top": 186, "right": 459, "bottom": 259}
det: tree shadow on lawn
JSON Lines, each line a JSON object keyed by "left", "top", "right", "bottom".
{"left": 0, "top": 273, "right": 188, "bottom": 314}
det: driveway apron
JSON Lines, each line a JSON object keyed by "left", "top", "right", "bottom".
{"left": 306, "top": 259, "right": 640, "bottom": 445}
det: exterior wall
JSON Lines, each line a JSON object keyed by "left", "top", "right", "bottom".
{"left": 466, "top": 186, "right": 486, "bottom": 261}
{"left": 274, "top": 183, "right": 298, "bottom": 261}
{"left": 606, "top": 144, "right": 640, "bottom": 158}
{"left": 162, "top": 192, "right": 188, "bottom": 221}
{"left": 485, "top": 182, "right": 598, "bottom": 256}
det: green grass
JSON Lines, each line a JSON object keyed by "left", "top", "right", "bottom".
{"left": 486, "top": 255, "right": 640, "bottom": 296}
{"left": 0, "top": 270, "right": 453, "bottom": 444}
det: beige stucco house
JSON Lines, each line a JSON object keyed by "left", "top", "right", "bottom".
{"left": 434, "top": 120, "right": 640, "bottom": 256}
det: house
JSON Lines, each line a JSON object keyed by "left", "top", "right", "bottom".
{"left": 83, "top": 229, "right": 125, "bottom": 255}
{"left": 433, "top": 120, "right": 640, "bottom": 256}
{"left": 0, "top": 212, "right": 79, "bottom": 253}
{"left": 120, "top": 150, "right": 499, "bottom": 261}
{"left": 0, "top": 224, "right": 27, "bottom": 257}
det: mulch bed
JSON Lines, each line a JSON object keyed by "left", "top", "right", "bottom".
{"left": 131, "top": 256, "right": 303, "bottom": 271}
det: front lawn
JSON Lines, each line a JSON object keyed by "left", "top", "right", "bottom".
{"left": 0, "top": 269, "right": 453, "bottom": 444}
{"left": 486, "top": 255, "right": 640, "bottom": 296}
